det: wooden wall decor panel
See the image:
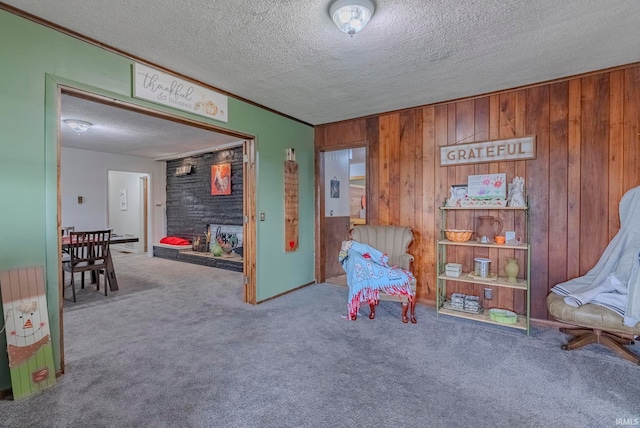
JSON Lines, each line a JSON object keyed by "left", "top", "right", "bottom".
{"left": 284, "top": 161, "right": 299, "bottom": 252}
{"left": 315, "top": 63, "right": 640, "bottom": 320}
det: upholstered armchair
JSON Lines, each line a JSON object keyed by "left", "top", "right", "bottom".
{"left": 350, "top": 225, "right": 417, "bottom": 323}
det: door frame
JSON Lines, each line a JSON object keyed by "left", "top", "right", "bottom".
{"left": 315, "top": 141, "right": 368, "bottom": 283}
{"left": 54, "top": 84, "right": 257, "bottom": 372}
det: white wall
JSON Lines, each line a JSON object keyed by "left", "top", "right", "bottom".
{"left": 60, "top": 147, "right": 166, "bottom": 253}
{"left": 324, "top": 149, "right": 350, "bottom": 217}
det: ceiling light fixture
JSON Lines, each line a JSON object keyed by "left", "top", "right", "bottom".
{"left": 63, "top": 119, "right": 93, "bottom": 134}
{"left": 329, "top": 0, "right": 375, "bottom": 36}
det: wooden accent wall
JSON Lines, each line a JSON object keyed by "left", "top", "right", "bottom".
{"left": 315, "top": 63, "right": 640, "bottom": 320}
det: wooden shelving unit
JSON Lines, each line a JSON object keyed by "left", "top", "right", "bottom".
{"left": 436, "top": 203, "right": 531, "bottom": 334}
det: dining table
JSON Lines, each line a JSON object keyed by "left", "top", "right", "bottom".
{"left": 61, "top": 234, "right": 139, "bottom": 291}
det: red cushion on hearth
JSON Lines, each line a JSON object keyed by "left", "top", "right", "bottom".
{"left": 160, "top": 236, "right": 190, "bottom": 246}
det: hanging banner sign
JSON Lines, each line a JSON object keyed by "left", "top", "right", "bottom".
{"left": 440, "top": 136, "right": 536, "bottom": 166}
{"left": 133, "top": 63, "right": 228, "bottom": 123}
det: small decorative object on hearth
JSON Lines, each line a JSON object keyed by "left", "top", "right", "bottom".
{"left": 221, "top": 242, "right": 233, "bottom": 256}
{"left": 211, "top": 241, "right": 223, "bottom": 257}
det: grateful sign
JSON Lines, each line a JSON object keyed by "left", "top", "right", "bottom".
{"left": 439, "top": 136, "right": 536, "bottom": 166}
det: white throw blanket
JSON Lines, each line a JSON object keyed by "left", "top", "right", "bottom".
{"left": 551, "top": 186, "right": 640, "bottom": 327}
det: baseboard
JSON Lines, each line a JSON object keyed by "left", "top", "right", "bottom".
{"left": 256, "top": 281, "right": 316, "bottom": 304}
{"left": 530, "top": 318, "right": 571, "bottom": 329}
{"left": 0, "top": 386, "right": 12, "bottom": 400}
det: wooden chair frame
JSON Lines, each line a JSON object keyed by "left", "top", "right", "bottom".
{"left": 62, "top": 230, "right": 111, "bottom": 302}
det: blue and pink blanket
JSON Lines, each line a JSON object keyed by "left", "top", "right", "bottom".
{"left": 339, "top": 240, "right": 414, "bottom": 318}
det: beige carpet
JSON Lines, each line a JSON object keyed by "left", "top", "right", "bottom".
{"left": 325, "top": 274, "right": 347, "bottom": 287}
{"left": 1, "top": 253, "right": 638, "bottom": 427}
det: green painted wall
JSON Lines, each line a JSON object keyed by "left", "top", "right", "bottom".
{"left": 0, "top": 10, "right": 315, "bottom": 391}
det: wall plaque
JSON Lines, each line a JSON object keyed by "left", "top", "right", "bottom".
{"left": 284, "top": 161, "right": 299, "bottom": 252}
{"left": 133, "top": 63, "right": 228, "bottom": 123}
{"left": 440, "top": 136, "right": 536, "bottom": 166}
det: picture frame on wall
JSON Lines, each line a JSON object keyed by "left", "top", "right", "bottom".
{"left": 330, "top": 177, "right": 340, "bottom": 198}
{"left": 119, "top": 189, "right": 128, "bottom": 211}
{"left": 211, "top": 163, "right": 231, "bottom": 195}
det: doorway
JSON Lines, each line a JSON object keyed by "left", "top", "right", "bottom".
{"left": 318, "top": 147, "right": 367, "bottom": 285}
{"left": 107, "top": 171, "right": 149, "bottom": 254}
{"left": 56, "top": 86, "right": 257, "bottom": 371}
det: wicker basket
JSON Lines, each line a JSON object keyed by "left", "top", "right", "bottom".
{"left": 445, "top": 229, "right": 473, "bottom": 242}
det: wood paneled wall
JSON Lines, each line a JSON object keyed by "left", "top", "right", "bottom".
{"left": 315, "top": 63, "right": 640, "bottom": 320}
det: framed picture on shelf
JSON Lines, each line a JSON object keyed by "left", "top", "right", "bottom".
{"left": 447, "top": 184, "right": 468, "bottom": 207}
{"left": 467, "top": 173, "right": 506, "bottom": 199}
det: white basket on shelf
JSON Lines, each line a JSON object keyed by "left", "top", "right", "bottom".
{"left": 445, "top": 263, "right": 463, "bottom": 277}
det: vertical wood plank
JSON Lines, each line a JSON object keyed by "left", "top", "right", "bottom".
{"left": 624, "top": 67, "right": 640, "bottom": 192}
{"left": 399, "top": 110, "right": 417, "bottom": 228}
{"left": 378, "top": 115, "right": 391, "bottom": 224}
{"left": 526, "top": 85, "right": 550, "bottom": 318}
{"left": 608, "top": 70, "right": 625, "bottom": 239}
{"left": 422, "top": 106, "right": 437, "bottom": 299}
{"left": 366, "top": 117, "right": 380, "bottom": 226}
{"left": 410, "top": 109, "right": 424, "bottom": 297}
{"left": 567, "top": 79, "right": 582, "bottom": 280}
{"left": 455, "top": 100, "right": 476, "bottom": 298}
{"left": 547, "top": 81, "right": 569, "bottom": 307}
{"left": 580, "top": 74, "right": 610, "bottom": 274}
{"left": 497, "top": 92, "right": 517, "bottom": 311}
{"left": 389, "top": 113, "right": 402, "bottom": 225}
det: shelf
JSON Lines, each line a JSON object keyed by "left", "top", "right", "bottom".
{"left": 440, "top": 206, "right": 527, "bottom": 211}
{"left": 437, "top": 197, "right": 531, "bottom": 335}
{"left": 438, "top": 273, "right": 528, "bottom": 289}
{"left": 438, "top": 307, "right": 528, "bottom": 330}
{"left": 438, "top": 239, "right": 528, "bottom": 249}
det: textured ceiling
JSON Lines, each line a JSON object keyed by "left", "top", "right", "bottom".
{"left": 4, "top": 0, "right": 640, "bottom": 127}
{"left": 61, "top": 94, "right": 242, "bottom": 159}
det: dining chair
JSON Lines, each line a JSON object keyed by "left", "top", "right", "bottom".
{"left": 62, "top": 230, "right": 111, "bottom": 302}
{"left": 60, "top": 226, "right": 75, "bottom": 284}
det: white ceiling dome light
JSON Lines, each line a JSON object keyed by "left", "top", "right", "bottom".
{"left": 330, "top": 0, "right": 375, "bottom": 36}
{"left": 63, "top": 119, "right": 93, "bottom": 134}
